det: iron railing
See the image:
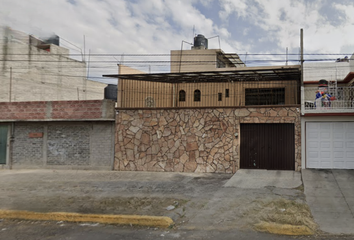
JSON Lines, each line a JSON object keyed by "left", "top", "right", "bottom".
{"left": 303, "top": 86, "right": 354, "bottom": 113}
{"left": 117, "top": 80, "right": 300, "bottom": 108}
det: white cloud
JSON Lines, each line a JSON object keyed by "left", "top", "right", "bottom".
{"left": 218, "top": 0, "right": 354, "bottom": 54}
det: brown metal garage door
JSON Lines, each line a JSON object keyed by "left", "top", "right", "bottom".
{"left": 240, "top": 123, "right": 295, "bottom": 170}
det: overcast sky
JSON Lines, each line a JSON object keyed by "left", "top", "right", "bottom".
{"left": 1, "top": 0, "right": 354, "bottom": 83}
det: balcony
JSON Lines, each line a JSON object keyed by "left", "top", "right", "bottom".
{"left": 302, "top": 86, "right": 354, "bottom": 114}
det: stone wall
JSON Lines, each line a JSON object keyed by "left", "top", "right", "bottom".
{"left": 115, "top": 107, "right": 301, "bottom": 173}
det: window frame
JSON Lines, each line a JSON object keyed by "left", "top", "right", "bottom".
{"left": 218, "top": 93, "right": 222, "bottom": 101}
{"left": 194, "top": 89, "right": 201, "bottom": 102}
{"left": 179, "top": 90, "right": 186, "bottom": 102}
{"left": 245, "top": 88, "right": 285, "bottom": 106}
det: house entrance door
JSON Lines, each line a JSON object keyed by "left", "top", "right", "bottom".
{"left": 0, "top": 125, "right": 8, "bottom": 164}
{"left": 240, "top": 123, "right": 295, "bottom": 170}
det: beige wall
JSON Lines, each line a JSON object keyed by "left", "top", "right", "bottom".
{"left": 0, "top": 27, "right": 106, "bottom": 102}
{"left": 170, "top": 49, "right": 243, "bottom": 73}
{"left": 117, "top": 78, "right": 298, "bottom": 108}
{"left": 118, "top": 65, "right": 174, "bottom": 108}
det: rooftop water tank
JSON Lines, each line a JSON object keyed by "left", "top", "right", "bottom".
{"left": 192, "top": 34, "right": 208, "bottom": 50}
{"left": 104, "top": 84, "right": 118, "bottom": 101}
{"left": 44, "top": 35, "right": 60, "bottom": 46}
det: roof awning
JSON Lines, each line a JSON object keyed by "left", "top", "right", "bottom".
{"left": 221, "top": 53, "right": 245, "bottom": 66}
{"left": 103, "top": 65, "right": 301, "bottom": 83}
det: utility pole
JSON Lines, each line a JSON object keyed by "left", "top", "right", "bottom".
{"left": 300, "top": 29, "right": 304, "bottom": 87}
{"left": 9, "top": 67, "right": 12, "bottom": 102}
{"left": 300, "top": 29, "right": 304, "bottom": 115}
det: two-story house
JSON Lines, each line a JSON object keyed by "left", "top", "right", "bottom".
{"left": 105, "top": 35, "right": 302, "bottom": 173}
{"left": 301, "top": 56, "right": 354, "bottom": 169}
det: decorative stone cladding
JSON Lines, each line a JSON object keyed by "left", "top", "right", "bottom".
{"left": 115, "top": 106, "right": 301, "bottom": 173}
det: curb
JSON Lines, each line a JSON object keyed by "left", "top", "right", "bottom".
{"left": 0, "top": 210, "right": 174, "bottom": 228}
{"left": 254, "top": 221, "right": 314, "bottom": 236}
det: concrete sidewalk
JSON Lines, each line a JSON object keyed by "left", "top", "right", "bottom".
{"left": 0, "top": 169, "right": 315, "bottom": 235}
{"left": 224, "top": 169, "right": 302, "bottom": 189}
{"left": 302, "top": 169, "right": 354, "bottom": 235}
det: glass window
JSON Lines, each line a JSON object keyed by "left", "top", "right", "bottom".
{"left": 194, "top": 89, "right": 201, "bottom": 102}
{"left": 179, "top": 90, "right": 186, "bottom": 102}
{"left": 225, "top": 89, "right": 229, "bottom": 98}
{"left": 218, "top": 93, "right": 222, "bottom": 101}
{"left": 245, "top": 88, "right": 285, "bottom": 105}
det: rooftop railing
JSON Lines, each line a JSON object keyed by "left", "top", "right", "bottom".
{"left": 302, "top": 86, "right": 354, "bottom": 113}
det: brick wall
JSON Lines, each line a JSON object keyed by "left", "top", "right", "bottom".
{"left": 115, "top": 107, "right": 301, "bottom": 173}
{"left": 0, "top": 100, "right": 115, "bottom": 121}
{"left": 12, "top": 124, "right": 44, "bottom": 165}
{"left": 10, "top": 122, "right": 114, "bottom": 169}
{"left": 0, "top": 102, "right": 47, "bottom": 120}
{"left": 47, "top": 125, "right": 90, "bottom": 165}
{"left": 90, "top": 124, "right": 115, "bottom": 167}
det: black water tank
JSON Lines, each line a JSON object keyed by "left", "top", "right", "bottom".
{"left": 194, "top": 34, "right": 208, "bottom": 49}
{"left": 44, "top": 35, "right": 60, "bottom": 46}
{"left": 104, "top": 84, "right": 118, "bottom": 101}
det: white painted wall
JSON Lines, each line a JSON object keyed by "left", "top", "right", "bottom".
{"left": 303, "top": 61, "right": 350, "bottom": 82}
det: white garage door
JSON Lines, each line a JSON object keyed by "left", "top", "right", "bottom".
{"left": 306, "top": 122, "right": 354, "bottom": 169}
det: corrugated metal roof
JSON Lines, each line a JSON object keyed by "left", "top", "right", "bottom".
{"left": 103, "top": 65, "right": 301, "bottom": 83}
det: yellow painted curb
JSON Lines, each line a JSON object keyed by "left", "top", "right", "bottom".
{"left": 254, "top": 221, "right": 314, "bottom": 236}
{"left": 0, "top": 210, "right": 174, "bottom": 228}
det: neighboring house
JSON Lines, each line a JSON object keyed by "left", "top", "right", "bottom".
{"left": 301, "top": 55, "right": 354, "bottom": 169}
{"left": 0, "top": 100, "right": 115, "bottom": 170}
{"left": 105, "top": 35, "right": 302, "bottom": 173}
{"left": 0, "top": 28, "right": 116, "bottom": 170}
{"left": 0, "top": 27, "right": 106, "bottom": 102}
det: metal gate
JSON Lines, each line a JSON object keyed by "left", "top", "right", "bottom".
{"left": 240, "top": 123, "right": 295, "bottom": 170}
{"left": 0, "top": 125, "right": 8, "bottom": 164}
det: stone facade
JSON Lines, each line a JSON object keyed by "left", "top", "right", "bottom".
{"left": 115, "top": 106, "right": 301, "bottom": 173}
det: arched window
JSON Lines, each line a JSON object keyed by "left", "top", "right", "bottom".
{"left": 179, "top": 90, "right": 186, "bottom": 102}
{"left": 194, "top": 89, "right": 201, "bottom": 102}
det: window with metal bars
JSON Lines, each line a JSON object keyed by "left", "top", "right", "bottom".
{"left": 245, "top": 88, "right": 285, "bottom": 105}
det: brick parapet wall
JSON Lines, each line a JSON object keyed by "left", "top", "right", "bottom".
{"left": 0, "top": 100, "right": 115, "bottom": 121}
{"left": 115, "top": 107, "right": 301, "bottom": 173}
